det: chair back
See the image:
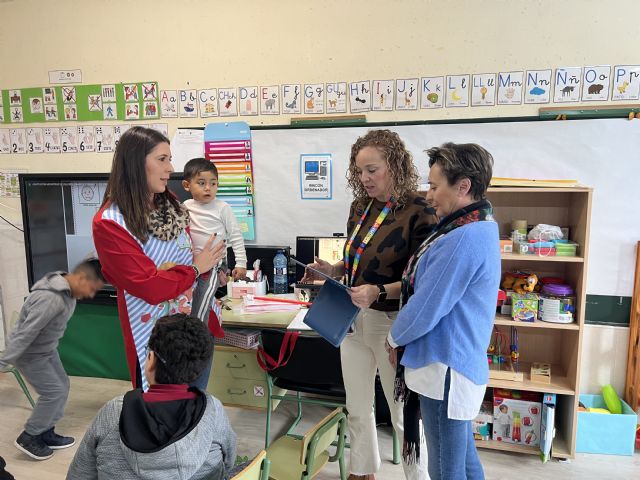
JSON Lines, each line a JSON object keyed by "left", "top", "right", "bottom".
{"left": 260, "top": 329, "right": 344, "bottom": 390}
{"left": 300, "top": 408, "right": 347, "bottom": 467}
{"left": 230, "top": 450, "right": 270, "bottom": 480}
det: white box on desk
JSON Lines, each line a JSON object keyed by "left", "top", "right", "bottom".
{"left": 227, "top": 271, "right": 267, "bottom": 298}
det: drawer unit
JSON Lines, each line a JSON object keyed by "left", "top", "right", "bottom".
{"left": 208, "top": 345, "right": 285, "bottom": 410}
{"left": 212, "top": 346, "right": 266, "bottom": 380}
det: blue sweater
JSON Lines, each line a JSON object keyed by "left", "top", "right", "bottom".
{"left": 390, "top": 221, "right": 501, "bottom": 385}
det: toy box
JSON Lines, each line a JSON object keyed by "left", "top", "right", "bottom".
{"left": 472, "top": 400, "right": 494, "bottom": 440}
{"left": 511, "top": 293, "right": 538, "bottom": 322}
{"left": 493, "top": 389, "right": 542, "bottom": 447}
{"left": 576, "top": 394, "right": 637, "bottom": 455}
{"left": 540, "top": 393, "right": 556, "bottom": 462}
{"left": 499, "top": 237, "right": 513, "bottom": 253}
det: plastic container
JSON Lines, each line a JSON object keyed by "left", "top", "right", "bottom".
{"left": 538, "top": 283, "right": 575, "bottom": 323}
{"left": 553, "top": 239, "right": 578, "bottom": 256}
{"left": 272, "top": 249, "right": 289, "bottom": 294}
{"left": 528, "top": 240, "right": 556, "bottom": 256}
{"left": 577, "top": 394, "right": 637, "bottom": 455}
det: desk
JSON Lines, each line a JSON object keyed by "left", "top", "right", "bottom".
{"left": 212, "top": 298, "right": 300, "bottom": 410}
{"left": 221, "top": 298, "right": 299, "bottom": 329}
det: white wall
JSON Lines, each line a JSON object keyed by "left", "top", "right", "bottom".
{"left": 0, "top": 0, "right": 637, "bottom": 392}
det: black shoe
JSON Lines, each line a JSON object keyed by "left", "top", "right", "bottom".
{"left": 40, "top": 428, "right": 75, "bottom": 450}
{"left": 14, "top": 432, "right": 53, "bottom": 461}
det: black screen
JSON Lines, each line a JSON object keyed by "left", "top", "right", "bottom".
{"left": 20, "top": 173, "right": 116, "bottom": 302}
{"left": 294, "top": 236, "right": 346, "bottom": 281}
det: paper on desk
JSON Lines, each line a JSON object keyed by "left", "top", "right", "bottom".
{"left": 287, "top": 309, "right": 312, "bottom": 330}
{"left": 239, "top": 294, "right": 301, "bottom": 315}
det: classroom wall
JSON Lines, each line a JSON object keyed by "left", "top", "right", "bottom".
{"left": 1, "top": 0, "right": 638, "bottom": 393}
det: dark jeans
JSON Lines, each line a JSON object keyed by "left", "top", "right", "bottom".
{"left": 419, "top": 370, "right": 484, "bottom": 480}
{"left": 190, "top": 344, "right": 214, "bottom": 391}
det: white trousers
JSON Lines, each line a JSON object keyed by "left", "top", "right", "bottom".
{"left": 341, "top": 308, "right": 428, "bottom": 479}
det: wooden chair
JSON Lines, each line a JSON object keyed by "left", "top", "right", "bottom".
{"left": 266, "top": 407, "right": 347, "bottom": 480}
{"left": 230, "top": 450, "right": 270, "bottom": 480}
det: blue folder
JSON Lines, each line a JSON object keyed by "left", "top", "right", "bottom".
{"left": 291, "top": 257, "right": 360, "bottom": 347}
{"left": 303, "top": 279, "right": 360, "bottom": 347}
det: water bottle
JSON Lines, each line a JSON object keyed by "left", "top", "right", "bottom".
{"left": 273, "top": 249, "right": 288, "bottom": 294}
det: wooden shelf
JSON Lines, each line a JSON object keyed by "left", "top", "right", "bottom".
{"left": 488, "top": 362, "right": 574, "bottom": 395}
{"left": 551, "top": 433, "right": 571, "bottom": 459}
{"left": 494, "top": 314, "right": 579, "bottom": 331}
{"left": 488, "top": 186, "right": 592, "bottom": 193}
{"left": 476, "top": 427, "right": 570, "bottom": 458}
{"left": 475, "top": 439, "right": 539, "bottom": 455}
{"left": 484, "top": 186, "right": 591, "bottom": 459}
{"left": 501, "top": 253, "right": 584, "bottom": 263}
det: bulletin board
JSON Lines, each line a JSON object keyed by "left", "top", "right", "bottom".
{"left": 1, "top": 82, "right": 160, "bottom": 123}
{"left": 197, "top": 118, "right": 639, "bottom": 298}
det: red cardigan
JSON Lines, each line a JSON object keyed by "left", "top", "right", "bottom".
{"left": 93, "top": 203, "right": 224, "bottom": 387}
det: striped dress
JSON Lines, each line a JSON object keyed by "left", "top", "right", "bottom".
{"left": 93, "top": 202, "right": 197, "bottom": 391}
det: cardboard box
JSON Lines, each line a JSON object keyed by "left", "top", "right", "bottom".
{"left": 540, "top": 393, "right": 556, "bottom": 462}
{"left": 576, "top": 394, "right": 638, "bottom": 455}
{"left": 473, "top": 401, "right": 494, "bottom": 440}
{"left": 500, "top": 237, "right": 513, "bottom": 253}
{"left": 493, "top": 389, "right": 542, "bottom": 447}
{"left": 511, "top": 293, "right": 538, "bottom": 322}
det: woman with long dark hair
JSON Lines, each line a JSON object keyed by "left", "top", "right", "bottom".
{"left": 93, "top": 126, "right": 224, "bottom": 390}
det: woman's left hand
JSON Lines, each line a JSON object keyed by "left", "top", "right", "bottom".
{"left": 348, "top": 284, "right": 379, "bottom": 308}
{"left": 385, "top": 338, "right": 398, "bottom": 368}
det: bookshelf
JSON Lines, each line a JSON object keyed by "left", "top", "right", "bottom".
{"left": 478, "top": 186, "right": 592, "bottom": 460}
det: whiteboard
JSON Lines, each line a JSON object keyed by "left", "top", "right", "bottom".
{"left": 175, "top": 119, "right": 640, "bottom": 297}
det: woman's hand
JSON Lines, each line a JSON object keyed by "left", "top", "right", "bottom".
{"left": 385, "top": 338, "right": 398, "bottom": 368}
{"left": 193, "top": 234, "right": 226, "bottom": 274}
{"left": 348, "top": 284, "right": 379, "bottom": 308}
{"left": 301, "top": 256, "right": 336, "bottom": 282}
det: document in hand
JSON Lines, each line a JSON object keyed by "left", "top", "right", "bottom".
{"left": 303, "top": 278, "right": 360, "bottom": 347}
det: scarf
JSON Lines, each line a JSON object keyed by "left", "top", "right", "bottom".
{"left": 147, "top": 196, "right": 190, "bottom": 242}
{"left": 394, "top": 198, "right": 494, "bottom": 464}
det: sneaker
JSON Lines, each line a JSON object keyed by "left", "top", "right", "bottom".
{"left": 40, "top": 428, "right": 75, "bottom": 450}
{"left": 14, "top": 432, "right": 53, "bottom": 461}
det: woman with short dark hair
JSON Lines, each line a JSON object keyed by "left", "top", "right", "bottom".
{"left": 387, "top": 142, "right": 501, "bottom": 480}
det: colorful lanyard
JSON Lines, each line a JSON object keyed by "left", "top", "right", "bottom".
{"left": 344, "top": 197, "right": 394, "bottom": 287}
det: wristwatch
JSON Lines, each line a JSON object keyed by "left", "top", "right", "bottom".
{"left": 376, "top": 284, "right": 387, "bottom": 303}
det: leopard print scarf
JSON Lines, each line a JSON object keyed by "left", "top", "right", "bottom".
{"left": 147, "top": 196, "right": 190, "bottom": 242}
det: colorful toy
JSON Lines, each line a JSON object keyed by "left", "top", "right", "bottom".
{"left": 502, "top": 271, "right": 528, "bottom": 290}
{"left": 510, "top": 327, "right": 519, "bottom": 364}
{"left": 513, "top": 273, "right": 538, "bottom": 294}
{"left": 602, "top": 384, "right": 622, "bottom": 414}
{"left": 587, "top": 407, "right": 611, "bottom": 414}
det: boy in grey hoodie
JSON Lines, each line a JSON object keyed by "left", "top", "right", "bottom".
{"left": 67, "top": 313, "right": 237, "bottom": 480}
{"left": 0, "top": 259, "right": 105, "bottom": 461}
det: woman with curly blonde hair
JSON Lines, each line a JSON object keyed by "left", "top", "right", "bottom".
{"left": 303, "top": 129, "right": 436, "bottom": 480}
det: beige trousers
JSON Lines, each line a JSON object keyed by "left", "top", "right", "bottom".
{"left": 341, "top": 308, "right": 428, "bottom": 479}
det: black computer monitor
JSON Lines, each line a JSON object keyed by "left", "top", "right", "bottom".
{"left": 294, "top": 236, "right": 346, "bottom": 281}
